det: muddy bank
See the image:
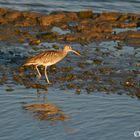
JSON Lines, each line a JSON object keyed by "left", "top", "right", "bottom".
{"left": 0, "top": 41, "right": 139, "bottom": 99}
{"left": 0, "top": 8, "right": 139, "bottom": 99}
{"left": 0, "top": 8, "right": 140, "bottom": 46}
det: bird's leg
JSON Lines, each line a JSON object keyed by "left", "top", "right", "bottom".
{"left": 35, "top": 65, "right": 41, "bottom": 79}
{"left": 44, "top": 66, "right": 51, "bottom": 84}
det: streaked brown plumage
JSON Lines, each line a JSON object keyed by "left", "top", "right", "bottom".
{"left": 23, "top": 45, "right": 80, "bottom": 84}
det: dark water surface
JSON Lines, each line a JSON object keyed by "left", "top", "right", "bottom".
{"left": 0, "top": 0, "right": 140, "bottom": 13}
{"left": 0, "top": 85, "right": 140, "bottom": 140}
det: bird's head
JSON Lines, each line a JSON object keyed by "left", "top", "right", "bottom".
{"left": 64, "top": 45, "right": 81, "bottom": 56}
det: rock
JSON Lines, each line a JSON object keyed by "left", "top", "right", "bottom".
{"left": 38, "top": 13, "right": 66, "bottom": 26}
{"left": 114, "top": 30, "right": 140, "bottom": 41}
{"left": 93, "top": 22, "right": 112, "bottom": 33}
{"left": 65, "top": 34, "right": 79, "bottom": 41}
{"left": 0, "top": 8, "right": 139, "bottom": 44}
{"left": 0, "top": 8, "right": 8, "bottom": 16}
{"left": 127, "top": 39, "right": 140, "bottom": 47}
{"left": 37, "top": 32, "right": 58, "bottom": 42}
{"left": 128, "top": 13, "right": 140, "bottom": 22}
{"left": 4, "top": 11, "right": 22, "bottom": 22}
{"left": 127, "top": 31, "right": 140, "bottom": 39}
{"left": 77, "top": 20, "right": 112, "bottom": 33}
{"left": 22, "top": 11, "right": 39, "bottom": 19}
{"left": 65, "top": 12, "right": 78, "bottom": 20}
{"left": 98, "top": 12, "right": 121, "bottom": 21}
{"left": 77, "top": 10, "right": 93, "bottom": 18}
{"left": 115, "top": 22, "right": 137, "bottom": 28}
{"left": 0, "top": 16, "right": 7, "bottom": 24}
{"left": 117, "top": 14, "right": 129, "bottom": 21}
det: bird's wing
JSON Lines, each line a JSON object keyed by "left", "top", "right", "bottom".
{"left": 39, "top": 50, "right": 60, "bottom": 64}
{"left": 24, "top": 50, "right": 59, "bottom": 65}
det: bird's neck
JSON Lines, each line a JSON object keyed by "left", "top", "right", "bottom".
{"left": 62, "top": 50, "right": 68, "bottom": 57}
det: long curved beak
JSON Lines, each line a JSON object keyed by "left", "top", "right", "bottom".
{"left": 71, "top": 50, "right": 81, "bottom": 56}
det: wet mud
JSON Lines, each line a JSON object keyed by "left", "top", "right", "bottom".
{"left": 0, "top": 8, "right": 139, "bottom": 46}
{"left": 0, "top": 8, "right": 139, "bottom": 99}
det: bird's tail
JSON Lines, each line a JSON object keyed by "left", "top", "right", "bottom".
{"left": 23, "top": 62, "right": 32, "bottom": 66}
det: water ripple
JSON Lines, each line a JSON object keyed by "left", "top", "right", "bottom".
{"left": 0, "top": 0, "right": 139, "bottom": 13}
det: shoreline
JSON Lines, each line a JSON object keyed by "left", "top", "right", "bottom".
{"left": 0, "top": 7, "right": 139, "bottom": 46}
{"left": 0, "top": 7, "right": 139, "bottom": 98}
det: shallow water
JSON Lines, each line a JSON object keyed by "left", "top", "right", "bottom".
{"left": 0, "top": 0, "right": 140, "bottom": 13}
{"left": 0, "top": 1, "right": 140, "bottom": 140}
{"left": 0, "top": 41, "right": 139, "bottom": 140}
{"left": 0, "top": 85, "right": 140, "bottom": 140}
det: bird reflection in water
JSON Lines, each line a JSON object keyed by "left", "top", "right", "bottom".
{"left": 36, "top": 88, "right": 47, "bottom": 103}
{"left": 24, "top": 89, "right": 68, "bottom": 121}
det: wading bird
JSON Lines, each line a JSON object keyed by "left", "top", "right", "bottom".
{"left": 23, "top": 45, "right": 81, "bottom": 84}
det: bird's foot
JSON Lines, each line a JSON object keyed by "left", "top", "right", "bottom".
{"left": 47, "top": 82, "right": 52, "bottom": 85}
{"left": 37, "top": 75, "right": 41, "bottom": 79}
